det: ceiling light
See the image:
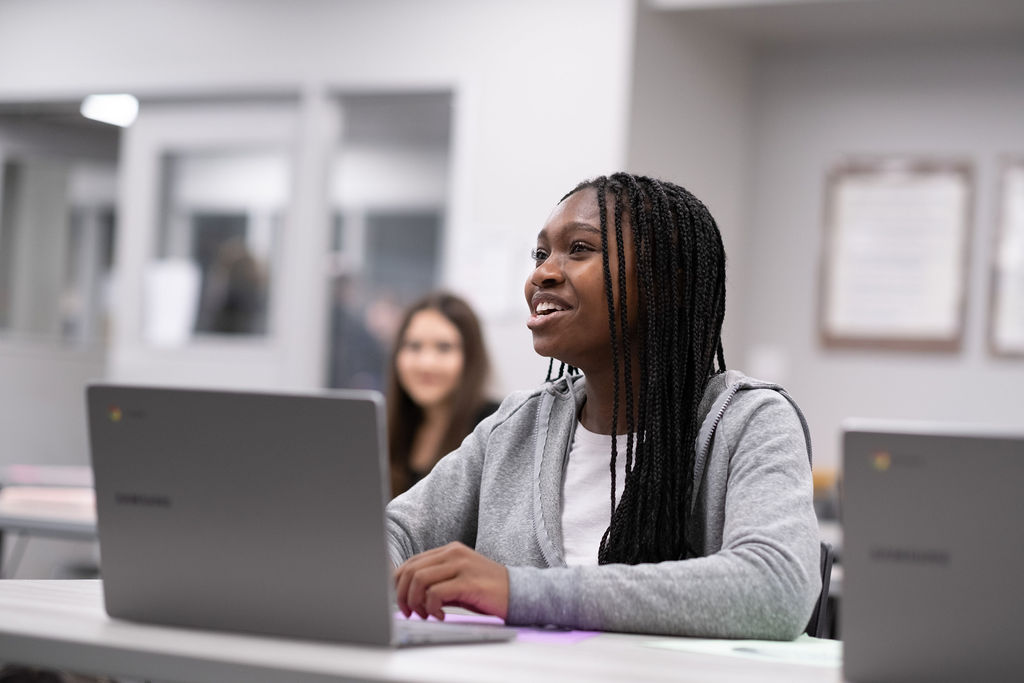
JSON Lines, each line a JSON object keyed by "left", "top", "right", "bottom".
{"left": 80, "top": 93, "right": 139, "bottom": 127}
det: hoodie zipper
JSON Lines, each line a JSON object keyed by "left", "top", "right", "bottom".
{"left": 690, "top": 383, "right": 742, "bottom": 515}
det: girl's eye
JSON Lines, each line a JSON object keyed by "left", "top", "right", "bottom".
{"left": 530, "top": 247, "right": 548, "bottom": 263}
{"left": 570, "top": 241, "right": 594, "bottom": 254}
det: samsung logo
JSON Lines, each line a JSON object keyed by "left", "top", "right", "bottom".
{"left": 115, "top": 492, "right": 172, "bottom": 508}
{"left": 870, "top": 547, "right": 950, "bottom": 566}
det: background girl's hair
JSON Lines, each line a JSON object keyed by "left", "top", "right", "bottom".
{"left": 559, "top": 173, "right": 727, "bottom": 564}
{"left": 386, "top": 291, "right": 490, "bottom": 496}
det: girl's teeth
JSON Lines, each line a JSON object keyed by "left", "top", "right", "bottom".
{"left": 537, "top": 302, "right": 565, "bottom": 314}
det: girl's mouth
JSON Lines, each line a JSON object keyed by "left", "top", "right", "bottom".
{"left": 527, "top": 307, "right": 571, "bottom": 330}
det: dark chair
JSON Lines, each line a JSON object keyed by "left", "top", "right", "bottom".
{"left": 805, "top": 541, "right": 834, "bottom": 638}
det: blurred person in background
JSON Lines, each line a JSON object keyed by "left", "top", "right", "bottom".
{"left": 196, "top": 236, "right": 267, "bottom": 335}
{"left": 387, "top": 292, "right": 497, "bottom": 496}
{"left": 328, "top": 273, "right": 388, "bottom": 390}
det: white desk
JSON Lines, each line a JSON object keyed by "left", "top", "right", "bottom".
{"left": 0, "top": 465, "right": 98, "bottom": 549}
{"left": 0, "top": 581, "right": 841, "bottom": 683}
{"left": 0, "top": 486, "right": 97, "bottom": 578}
{"left": 0, "top": 486, "right": 97, "bottom": 538}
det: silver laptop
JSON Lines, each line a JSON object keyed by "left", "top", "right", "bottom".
{"left": 86, "top": 383, "right": 515, "bottom": 647}
{"left": 842, "top": 420, "right": 1023, "bottom": 682}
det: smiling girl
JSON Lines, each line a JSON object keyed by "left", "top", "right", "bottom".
{"left": 386, "top": 173, "right": 820, "bottom": 639}
{"left": 387, "top": 292, "right": 496, "bottom": 497}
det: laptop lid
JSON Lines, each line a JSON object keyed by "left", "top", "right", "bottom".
{"left": 841, "top": 420, "right": 1024, "bottom": 682}
{"left": 87, "top": 383, "right": 396, "bottom": 646}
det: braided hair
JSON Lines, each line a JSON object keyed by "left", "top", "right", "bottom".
{"left": 554, "top": 173, "right": 727, "bottom": 565}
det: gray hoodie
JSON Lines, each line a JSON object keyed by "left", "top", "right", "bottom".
{"left": 386, "top": 370, "right": 821, "bottom": 640}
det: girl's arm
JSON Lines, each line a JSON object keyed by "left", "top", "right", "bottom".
{"left": 506, "top": 390, "right": 820, "bottom": 640}
{"left": 385, "top": 408, "right": 497, "bottom": 564}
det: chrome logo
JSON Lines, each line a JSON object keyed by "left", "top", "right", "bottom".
{"left": 872, "top": 451, "right": 891, "bottom": 471}
{"left": 108, "top": 406, "right": 123, "bottom": 422}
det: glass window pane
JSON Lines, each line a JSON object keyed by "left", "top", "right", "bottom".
{"left": 0, "top": 157, "right": 118, "bottom": 345}
{"left": 148, "top": 150, "right": 286, "bottom": 344}
{"left": 325, "top": 93, "right": 451, "bottom": 390}
{"left": 365, "top": 211, "right": 440, "bottom": 296}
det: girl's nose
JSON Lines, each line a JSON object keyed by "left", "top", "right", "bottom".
{"left": 532, "top": 255, "right": 563, "bottom": 287}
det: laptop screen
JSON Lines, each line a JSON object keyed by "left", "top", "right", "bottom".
{"left": 88, "top": 384, "right": 395, "bottom": 645}
{"left": 841, "top": 421, "right": 1023, "bottom": 682}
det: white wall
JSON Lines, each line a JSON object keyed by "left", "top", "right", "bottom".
{"left": 626, "top": 5, "right": 752, "bottom": 363}
{"left": 0, "top": 0, "right": 636, "bottom": 471}
{"left": 0, "top": 341, "right": 104, "bottom": 465}
{"left": 743, "top": 37, "right": 1024, "bottom": 471}
{"left": 625, "top": 1, "right": 1024, "bottom": 473}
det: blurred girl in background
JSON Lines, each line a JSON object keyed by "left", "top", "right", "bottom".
{"left": 387, "top": 292, "right": 497, "bottom": 496}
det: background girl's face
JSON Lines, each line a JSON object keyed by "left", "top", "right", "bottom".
{"left": 395, "top": 309, "right": 465, "bottom": 409}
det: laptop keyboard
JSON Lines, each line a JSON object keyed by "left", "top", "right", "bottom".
{"left": 394, "top": 617, "right": 516, "bottom": 646}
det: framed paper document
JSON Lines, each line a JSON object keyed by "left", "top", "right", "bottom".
{"left": 990, "top": 158, "right": 1024, "bottom": 357}
{"left": 819, "top": 159, "right": 973, "bottom": 351}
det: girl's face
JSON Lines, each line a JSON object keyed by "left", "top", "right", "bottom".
{"left": 524, "top": 187, "right": 638, "bottom": 373}
{"left": 395, "top": 309, "right": 465, "bottom": 410}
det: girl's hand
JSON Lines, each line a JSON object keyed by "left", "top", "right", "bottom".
{"left": 394, "top": 542, "right": 509, "bottom": 621}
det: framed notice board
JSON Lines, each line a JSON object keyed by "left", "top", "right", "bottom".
{"left": 819, "top": 158, "right": 973, "bottom": 351}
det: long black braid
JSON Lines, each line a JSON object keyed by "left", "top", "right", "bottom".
{"left": 552, "top": 173, "right": 727, "bottom": 565}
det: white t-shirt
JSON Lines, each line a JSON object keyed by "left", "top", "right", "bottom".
{"left": 560, "top": 421, "right": 630, "bottom": 566}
